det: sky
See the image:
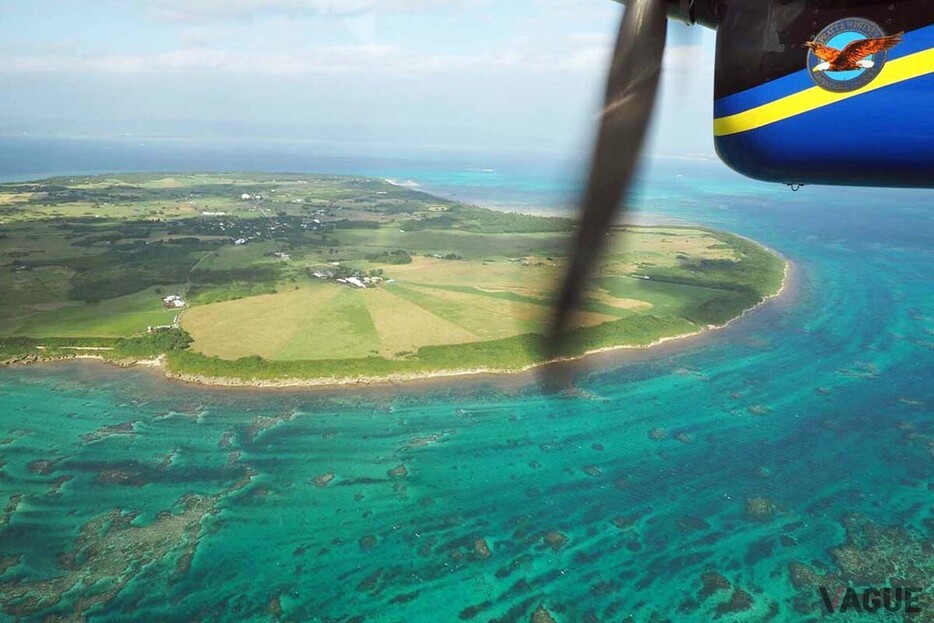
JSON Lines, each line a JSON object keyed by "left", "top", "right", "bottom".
{"left": 0, "top": 0, "right": 718, "bottom": 159}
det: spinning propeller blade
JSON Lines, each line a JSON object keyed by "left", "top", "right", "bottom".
{"left": 544, "top": 0, "right": 668, "bottom": 370}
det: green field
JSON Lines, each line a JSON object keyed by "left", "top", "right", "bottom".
{"left": 0, "top": 173, "right": 786, "bottom": 381}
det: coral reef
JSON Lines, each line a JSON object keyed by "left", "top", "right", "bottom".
{"left": 312, "top": 472, "right": 335, "bottom": 488}
{"left": 388, "top": 464, "right": 408, "bottom": 478}
{"left": 0, "top": 556, "right": 19, "bottom": 576}
{"left": 745, "top": 497, "right": 777, "bottom": 521}
{"left": 0, "top": 494, "right": 211, "bottom": 620}
{"left": 1, "top": 495, "right": 22, "bottom": 528}
{"left": 648, "top": 428, "right": 667, "bottom": 441}
{"left": 699, "top": 572, "right": 731, "bottom": 599}
{"left": 541, "top": 530, "right": 568, "bottom": 552}
{"left": 830, "top": 515, "right": 932, "bottom": 587}
{"left": 714, "top": 588, "right": 754, "bottom": 617}
{"left": 0, "top": 461, "right": 256, "bottom": 622}
{"left": 80, "top": 421, "right": 136, "bottom": 444}
{"left": 531, "top": 604, "right": 557, "bottom": 623}
{"left": 244, "top": 412, "right": 293, "bottom": 444}
{"left": 27, "top": 459, "right": 57, "bottom": 475}
{"left": 788, "top": 514, "right": 934, "bottom": 615}
{"left": 473, "top": 538, "right": 492, "bottom": 560}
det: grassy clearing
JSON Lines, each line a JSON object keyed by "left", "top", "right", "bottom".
{"left": 186, "top": 281, "right": 279, "bottom": 305}
{"left": 597, "top": 276, "right": 729, "bottom": 318}
{"left": 196, "top": 241, "right": 278, "bottom": 271}
{"left": 3, "top": 286, "right": 181, "bottom": 337}
{"left": 334, "top": 229, "right": 567, "bottom": 260}
{"left": 274, "top": 288, "right": 379, "bottom": 360}
{"left": 384, "top": 283, "right": 528, "bottom": 339}
{"left": 181, "top": 283, "right": 341, "bottom": 360}
{"left": 385, "top": 255, "right": 554, "bottom": 288}
{"left": 363, "top": 287, "right": 481, "bottom": 357}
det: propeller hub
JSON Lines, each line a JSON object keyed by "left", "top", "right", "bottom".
{"left": 614, "top": 0, "right": 720, "bottom": 29}
{"left": 668, "top": 0, "right": 696, "bottom": 25}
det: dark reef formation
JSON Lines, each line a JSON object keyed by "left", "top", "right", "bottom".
{"left": 745, "top": 496, "right": 778, "bottom": 521}
{"left": 0, "top": 462, "right": 256, "bottom": 621}
{"left": 530, "top": 604, "right": 557, "bottom": 623}
{"left": 787, "top": 514, "right": 934, "bottom": 616}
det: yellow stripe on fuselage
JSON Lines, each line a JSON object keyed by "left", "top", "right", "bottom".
{"left": 714, "top": 47, "right": 934, "bottom": 137}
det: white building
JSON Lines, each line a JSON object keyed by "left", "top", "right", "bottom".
{"left": 162, "top": 295, "right": 186, "bottom": 309}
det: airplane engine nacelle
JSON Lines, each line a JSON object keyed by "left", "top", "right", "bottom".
{"left": 711, "top": 0, "right": 934, "bottom": 188}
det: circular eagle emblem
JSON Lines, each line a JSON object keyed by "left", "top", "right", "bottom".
{"left": 805, "top": 18, "right": 902, "bottom": 93}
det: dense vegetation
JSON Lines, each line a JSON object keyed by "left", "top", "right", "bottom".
{"left": 365, "top": 250, "right": 412, "bottom": 264}
{"left": 0, "top": 330, "right": 192, "bottom": 363}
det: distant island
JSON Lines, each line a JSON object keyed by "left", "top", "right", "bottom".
{"left": 0, "top": 173, "right": 788, "bottom": 386}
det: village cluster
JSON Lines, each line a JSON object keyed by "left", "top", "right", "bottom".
{"left": 311, "top": 265, "right": 388, "bottom": 289}
{"left": 191, "top": 202, "right": 336, "bottom": 247}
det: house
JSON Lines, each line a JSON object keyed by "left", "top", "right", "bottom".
{"left": 162, "top": 295, "right": 186, "bottom": 309}
{"left": 241, "top": 193, "right": 252, "bottom": 200}
{"left": 336, "top": 277, "right": 366, "bottom": 289}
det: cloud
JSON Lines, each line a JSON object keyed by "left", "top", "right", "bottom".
{"left": 0, "top": 42, "right": 711, "bottom": 80}
{"left": 0, "top": 32, "right": 617, "bottom": 77}
{"left": 148, "top": 0, "right": 491, "bottom": 22}
{"left": 0, "top": 46, "right": 392, "bottom": 75}
{"left": 0, "top": 0, "right": 711, "bottom": 81}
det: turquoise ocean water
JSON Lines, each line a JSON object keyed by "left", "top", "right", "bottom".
{"left": 0, "top": 138, "right": 931, "bottom": 622}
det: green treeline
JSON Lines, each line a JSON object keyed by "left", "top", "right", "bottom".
{"left": 163, "top": 315, "right": 695, "bottom": 381}
{"left": 0, "top": 330, "right": 192, "bottom": 362}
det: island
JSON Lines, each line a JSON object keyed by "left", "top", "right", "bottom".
{"left": 0, "top": 173, "right": 787, "bottom": 386}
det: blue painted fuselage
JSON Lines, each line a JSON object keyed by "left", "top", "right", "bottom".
{"left": 713, "top": 22, "right": 934, "bottom": 187}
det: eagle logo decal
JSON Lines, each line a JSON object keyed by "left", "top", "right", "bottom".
{"left": 806, "top": 18, "right": 902, "bottom": 93}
